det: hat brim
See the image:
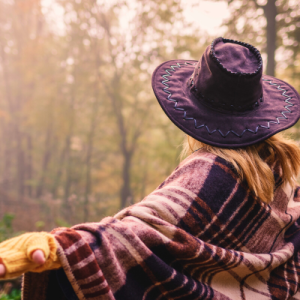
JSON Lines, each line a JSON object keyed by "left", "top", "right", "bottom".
{"left": 152, "top": 59, "right": 300, "bottom": 148}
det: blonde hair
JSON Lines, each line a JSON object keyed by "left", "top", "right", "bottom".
{"left": 181, "top": 133, "right": 300, "bottom": 204}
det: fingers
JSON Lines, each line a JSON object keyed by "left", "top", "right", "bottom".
{"left": 31, "top": 250, "right": 45, "bottom": 265}
{"left": 0, "top": 250, "right": 45, "bottom": 279}
{"left": 0, "top": 232, "right": 57, "bottom": 278}
{"left": 0, "top": 264, "right": 5, "bottom": 277}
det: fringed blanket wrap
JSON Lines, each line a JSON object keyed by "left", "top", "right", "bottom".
{"left": 22, "top": 152, "right": 300, "bottom": 300}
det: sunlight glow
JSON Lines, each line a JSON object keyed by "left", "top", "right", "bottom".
{"left": 41, "top": 0, "right": 229, "bottom": 36}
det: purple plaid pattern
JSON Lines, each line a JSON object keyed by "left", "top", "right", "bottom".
{"left": 23, "top": 152, "right": 300, "bottom": 299}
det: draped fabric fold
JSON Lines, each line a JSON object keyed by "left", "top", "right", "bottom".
{"left": 22, "top": 151, "right": 300, "bottom": 300}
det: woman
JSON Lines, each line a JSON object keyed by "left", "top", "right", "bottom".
{"left": 1, "top": 37, "right": 300, "bottom": 300}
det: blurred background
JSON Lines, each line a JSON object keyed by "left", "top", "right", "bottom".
{"left": 0, "top": 0, "right": 299, "bottom": 296}
{"left": 0, "top": 0, "right": 299, "bottom": 235}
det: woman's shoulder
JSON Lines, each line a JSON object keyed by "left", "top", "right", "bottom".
{"left": 179, "top": 150, "right": 236, "bottom": 176}
{"left": 157, "top": 150, "right": 239, "bottom": 192}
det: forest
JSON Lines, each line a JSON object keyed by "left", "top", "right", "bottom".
{"left": 0, "top": 0, "right": 299, "bottom": 232}
{"left": 0, "top": 0, "right": 299, "bottom": 297}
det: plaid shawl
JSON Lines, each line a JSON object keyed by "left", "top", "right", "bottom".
{"left": 22, "top": 151, "right": 300, "bottom": 300}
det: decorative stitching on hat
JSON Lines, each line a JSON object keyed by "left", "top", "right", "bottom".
{"left": 161, "top": 63, "right": 294, "bottom": 138}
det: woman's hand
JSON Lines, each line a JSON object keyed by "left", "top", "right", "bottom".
{"left": 0, "top": 232, "right": 61, "bottom": 279}
{"left": 0, "top": 249, "right": 45, "bottom": 277}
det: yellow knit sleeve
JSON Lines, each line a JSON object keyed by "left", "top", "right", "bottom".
{"left": 0, "top": 232, "right": 61, "bottom": 279}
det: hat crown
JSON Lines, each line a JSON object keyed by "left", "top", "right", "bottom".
{"left": 210, "top": 38, "right": 262, "bottom": 76}
{"left": 190, "top": 38, "right": 263, "bottom": 112}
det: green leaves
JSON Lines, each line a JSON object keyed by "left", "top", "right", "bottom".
{"left": 0, "top": 289, "right": 21, "bottom": 300}
{"left": 0, "top": 214, "right": 14, "bottom": 243}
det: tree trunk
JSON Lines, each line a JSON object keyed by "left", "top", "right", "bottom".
{"left": 83, "top": 97, "right": 100, "bottom": 222}
{"left": 36, "top": 124, "right": 53, "bottom": 198}
{"left": 26, "top": 134, "right": 33, "bottom": 197}
{"left": 51, "top": 138, "right": 68, "bottom": 198}
{"left": 63, "top": 96, "right": 76, "bottom": 223}
{"left": 263, "top": 0, "right": 277, "bottom": 76}
{"left": 120, "top": 151, "right": 133, "bottom": 209}
{"left": 83, "top": 123, "right": 95, "bottom": 222}
{"left": 63, "top": 136, "right": 72, "bottom": 221}
{"left": 2, "top": 124, "right": 12, "bottom": 191}
{"left": 0, "top": 43, "right": 13, "bottom": 193}
{"left": 15, "top": 127, "right": 25, "bottom": 199}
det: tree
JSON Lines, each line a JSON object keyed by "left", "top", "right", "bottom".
{"left": 0, "top": 0, "right": 208, "bottom": 228}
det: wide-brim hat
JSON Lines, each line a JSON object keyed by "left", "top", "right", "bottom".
{"left": 152, "top": 37, "right": 300, "bottom": 148}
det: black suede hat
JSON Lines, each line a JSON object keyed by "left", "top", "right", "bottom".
{"left": 151, "top": 37, "right": 300, "bottom": 148}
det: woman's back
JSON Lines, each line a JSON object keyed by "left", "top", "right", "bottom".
{"left": 23, "top": 150, "right": 300, "bottom": 300}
